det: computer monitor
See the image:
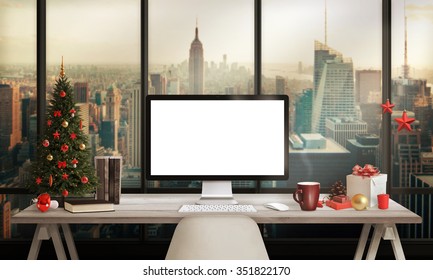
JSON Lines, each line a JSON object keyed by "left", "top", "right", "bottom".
{"left": 146, "top": 94, "right": 289, "bottom": 204}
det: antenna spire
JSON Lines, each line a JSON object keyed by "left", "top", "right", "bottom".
{"left": 325, "top": 0, "right": 328, "bottom": 46}
{"left": 403, "top": 1, "right": 409, "bottom": 79}
{"left": 195, "top": 17, "right": 199, "bottom": 39}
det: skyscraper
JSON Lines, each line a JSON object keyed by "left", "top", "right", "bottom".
{"left": 312, "top": 41, "right": 356, "bottom": 135}
{"left": 355, "top": 70, "right": 381, "bottom": 104}
{"left": 295, "top": 88, "right": 313, "bottom": 135}
{"left": 150, "top": 73, "right": 167, "bottom": 95}
{"left": 188, "top": 23, "right": 204, "bottom": 94}
{"left": 0, "top": 84, "right": 21, "bottom": 154}
{"left": 74, "top": 82, "right": 89, "bottom": 103}
{"left": 391, "top": 111, "right": 422, "bottom": 187}
{"left": 325, "top": 117, "right": 367, "bottom": 148}
{"left": 128, "top": 85, "right": 141, "bottom": 168}
{"left": 102, "top": 84, "right": 121, "bottom": 152}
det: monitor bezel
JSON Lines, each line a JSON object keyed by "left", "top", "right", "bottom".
{"left": 145, "top": 94, "right": 289, "bottom": 181}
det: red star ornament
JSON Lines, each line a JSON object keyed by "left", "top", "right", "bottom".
{"left": 62, "top": 173, "right": 69, "bottom": 181}
{"left": 53, "top": 131, "right": 60, "bottom": 139}
{"left": 36, "top": 177, "right": 42, "bottom": 185}
{"left": 70, "top": 133, "right": 77, "bottom": 140}
{"left": 381, "top": 99, "right": 395, "bottom": 114}
{"left": 47, "top": 119, "right": 52, "bottom": 127}
{"left": 395, "top": 111, "right": 415, "bottom": 132}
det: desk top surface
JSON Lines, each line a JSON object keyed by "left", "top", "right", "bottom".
{"left": 11, "top": 193, "right": 422, "bottom": 224}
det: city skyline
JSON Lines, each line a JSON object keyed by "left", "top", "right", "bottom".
{"left": 1, "top": 0, "right": 432, "bottom": 70}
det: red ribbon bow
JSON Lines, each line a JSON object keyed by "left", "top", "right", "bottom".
{"left": 352, "top": 164, "right": 380, "bottom": 177}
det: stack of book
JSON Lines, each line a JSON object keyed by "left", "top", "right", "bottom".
{"left": 94, "top": 156, "right": 122, "bottom": 204}
{"left": 64, "top": 199, "right": 114, "bottom": 213}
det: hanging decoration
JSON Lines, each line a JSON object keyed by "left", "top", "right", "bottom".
{"left": 53, "top": 131, "right": 60, "bottom": 139}
{"left": 394, "top": 110, "right": 415, "bottom": 132}
{"left": 42, "top": 140, "right": 50, "bottom": 147}
{"left": 380, "top": 99, "right": 395, "bottom": 114}
{"left": 61, "top": 120, "right": 69, "bottom": 128}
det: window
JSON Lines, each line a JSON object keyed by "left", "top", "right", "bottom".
{"left": 262, "top": 0, "right": 382, "bottom": 190}
{"left": 0, "top": 0, "right": 36, "bottom": 190}
{"left": 147, "top": 0, "right": 256, "bottom": 190}
{"left": 0, "top": 0, "right": 36, "bottom": 241}
{"left": 1, "top": 0, "right": 433, "bottom": 247}
{"left": 47, "top": 0, "right": 142, "bottom": 190}
{"left": 391, "top": 0, "right": 433, "bottom": 238}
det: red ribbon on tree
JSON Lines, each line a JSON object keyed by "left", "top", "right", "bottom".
{"left": 352, "top": 164, "right": 380, "bottom": 178}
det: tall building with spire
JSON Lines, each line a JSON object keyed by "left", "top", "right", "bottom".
{"left": 311, "top": 41, "right": 356, "bottom": 135}
{"left": 188, "top": 22, "right": 204, "bottom": 94}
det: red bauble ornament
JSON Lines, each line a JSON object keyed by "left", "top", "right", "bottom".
{"left": 395, "top": 110, "right": 415, "bottom": 132}
{"left": 61, "top": 144, "right": 69, "bottom": 153}
{"left": 62, "top": 189, "right": 69, "bottom": 197}
{"left": 81, "top": 176, "right": 89, "bottom": 184}
{"left": 42, "top": 140, "right": 50, "bottom": 147}
{"left": 37, "top": 193, "right": 51, "bottom": 212}
{"left": 59, "top": 90, "right": 66, "bottom": 97}
{"left": 47, "top": 119, "right": 52, "bottom": 127}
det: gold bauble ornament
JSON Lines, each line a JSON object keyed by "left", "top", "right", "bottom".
{"left": 47, "top": 154, "right": 53, "bottom": 161}
{"left": 79, "top": 143, "right": 86, "bottom": 150}
{"left": 61, "top": 120, "right": 69, "bottom": 128}
{"left": 351, "top": 194, "right": 368, "bottom": 210}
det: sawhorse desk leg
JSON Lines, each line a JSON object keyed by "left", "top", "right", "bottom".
{"left": 354, "top": 223, "right": 405, "bottom": 260}
{"left": 27, "top": 224, "right": 79, "bottom": 260}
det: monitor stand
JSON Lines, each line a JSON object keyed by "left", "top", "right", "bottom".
{"left": 196, "top": 181, "right": 238, "bottom": 205}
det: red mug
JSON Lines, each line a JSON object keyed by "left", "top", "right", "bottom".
{"left": 293, "top": 182, "right": 320, "bottom": 211}
{"left": 377, "top": 194, "right": 389, "bottom": 210}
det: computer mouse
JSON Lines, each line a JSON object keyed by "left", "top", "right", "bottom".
{"left": 264, "top": 202, "right": 289, "bottom": 211}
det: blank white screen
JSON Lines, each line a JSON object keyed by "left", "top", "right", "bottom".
{"left": 150, "top": 99, "right": 285, "bottom": 176}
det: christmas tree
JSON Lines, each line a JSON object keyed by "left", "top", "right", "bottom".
{"left": 27, "top": 58, "right": 98, "bottom": 197}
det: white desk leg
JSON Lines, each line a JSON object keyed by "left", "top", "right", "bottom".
{"left": 354, "top": 223, "right": 372, "bottom": 260}
{"left": 61, "top": 224, "right": 79, "bottom": 260}
{"left": 27, "top": 224, "right": 46, "bottom": 260}
{"left": 366, "top": 224, "right": 385, "bottom": 260}
{"left": 388, "top": 224, "right": 405, "bottom": 260}
{"left": 48, "top": 224, "right": 67, "bottom": 260}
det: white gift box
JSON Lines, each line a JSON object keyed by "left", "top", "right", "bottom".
{"left": 346, "top": 174, "right": 387, "bottom": 207}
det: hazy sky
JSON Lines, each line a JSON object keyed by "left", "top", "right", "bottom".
{"left": 0, "top": 0, "right": 432, "bottom": 70}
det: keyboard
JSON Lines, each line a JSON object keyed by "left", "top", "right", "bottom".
{"left": 178, "top": 204, "right": 257, "bottom": 213}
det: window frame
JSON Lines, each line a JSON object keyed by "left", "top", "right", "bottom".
{"left": 3, "top": 0, "right": 433, "bottom": 197}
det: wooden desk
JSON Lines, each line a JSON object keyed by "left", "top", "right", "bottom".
{"left": 11, "top": 193, "right": 422, "bottom": 260}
